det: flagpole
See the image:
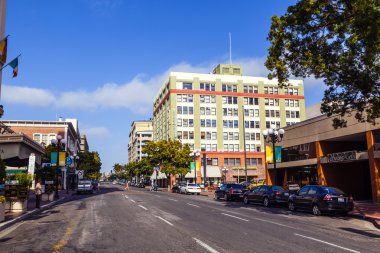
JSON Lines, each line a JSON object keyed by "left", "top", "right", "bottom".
{"left": 0, "top": 53, "right": 20, "bottom": 71}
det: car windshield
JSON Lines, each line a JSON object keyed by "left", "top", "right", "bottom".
{"left": 188, "top": 184, "right": 197, "bottom": 187}
{"left": 323, "top": 187, "right": 345, "bottom": 195}
{"left": 79, "top": 181, "right": 91, "bottom": 184}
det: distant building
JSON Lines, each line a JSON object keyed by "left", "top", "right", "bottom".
{"left": 153, "top": 64, "right": 306, "bottom": 183}
{"left": 306, "top": 102, "right": 323, "bottom": 119}
{"left": 80, "top": 134, "right": 89, "bottom": 152}
{"left": 128, "top": 120, "right": 153, "bottom": 163}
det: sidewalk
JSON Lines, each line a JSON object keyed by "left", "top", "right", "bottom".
{"left": 0, "top": 189, "right": 74, "bottom": 231}
{"left": 349, "top": 201, "right": 380, "bottom": 229}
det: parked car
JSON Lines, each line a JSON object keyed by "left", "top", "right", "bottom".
{"left": 288, "top": 185, "right": 354, "bottom": 216}
{"left": 180, "top": 183, "right": 201, "bottom": 195}
{"left": 137, "top": 182, "right": 145, "bottom": 188}
{"left": 214, "top": 183, "right": 245, "bottom": 201}
{"left": 249, "top": 179, "right": 266, "bottom": 189}
{"left": 172, "top": 183, "right": 182, "bottom": 193}
{"left": 242, "top": 185, "right": 289, "bottom": 207}
{"left": 77, "top": 180, "right": 94, "bottom": 194}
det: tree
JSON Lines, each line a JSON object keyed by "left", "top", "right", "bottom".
{"left": 0, "top": 157, "right": 6, "bottom": 184}
{"left": 136, "top": 158, "right": 153, "bottom": 178}
{"left": 265, "top": 0, "right": 380, "bottom": 128}
{"left": 77, "top": 151, "right": 102, "bottom": 179}
{"left": 143, "top": 140, "right": 192, "bottom": 186}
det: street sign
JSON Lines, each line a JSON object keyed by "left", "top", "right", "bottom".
{"left": 78, "top": 170, "right": 84, "bottom": 179}
{"left": 66, "top": 156, "right": 72, "bottom": 166}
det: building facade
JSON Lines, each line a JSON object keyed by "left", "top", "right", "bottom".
{"left": 128, "top": 120, "right": 153, "bottom": 163}
{"left": 80, "top": 134, "right": 89, "bottom": 152}
{"left": 266, "top": 113, "right": 380, "bottom": 203}
{"left": 153, "top": 64, "right": 306, "bottom": 183}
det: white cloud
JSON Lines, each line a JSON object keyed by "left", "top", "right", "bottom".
{"left": 4, "top": 57, "right": 320, "bottom": 114}
{"left": 82, "top": 127, "right": 109, "bottom": 138}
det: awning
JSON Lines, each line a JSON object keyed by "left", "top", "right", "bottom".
{"left": 150, "top": 171, "right": 167, "bottom": 179}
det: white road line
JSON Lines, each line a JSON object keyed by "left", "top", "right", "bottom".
{"left": 130, "top": 199, "right": 136, "bottom": 203}
{"left": 294, "top": 233, "right": 360, "bottom": 253}
{"left": 124, "top": 195, "right": 129, "bottom": 199}
{"left": 187, "top": 203, "right": 200, "bottom": 208}
{"left": 155, "top": 215, "right": 174, "bottom": 226}
{"left": 138, "top": 205, "right": 148, "bottom": 210}
{"left": 168, "top": 198, "right": 178, "bottom": 202}
{"left": 193, "top": 238, "right": 220, "bottom": 253}
{"left": 221, "top": 213, "right": 249, "bottom": 222}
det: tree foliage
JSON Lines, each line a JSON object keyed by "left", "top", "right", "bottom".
{"left": 0, "top": 157, "right": 6, "bottom": 184}
{"left": 77, "top": 151, "right": 102, "bottom": 179}
{"left": 142, "top": 140, "right": 192, "bottom": 177}
{"left": 266, "top": 0, "right": 380, "bottom": 127}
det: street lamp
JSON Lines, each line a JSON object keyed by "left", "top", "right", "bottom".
{"left": 190, "top": 150, "right": 200, "bottom": 184}
{"left": 222, "top": 167, "right": 228, "bottom": 183}
{"left": 51, "top": 135, "right": 66, "bottom": 199}
{"left": 262, "top": 125, "right": 285, "bottom": 185}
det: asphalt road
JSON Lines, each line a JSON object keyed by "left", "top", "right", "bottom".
{"left": 0, "top": 183, "right": 379, "bottom": 253}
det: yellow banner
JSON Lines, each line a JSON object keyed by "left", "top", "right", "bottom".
{"left": 266, "top": 146, "right": 273, "bottom": 163}
{"left": 196, "top": 161, "right": 201, "bottom": 171}
{"left": 59, "top": 152, "right": 66, "bottom": 166}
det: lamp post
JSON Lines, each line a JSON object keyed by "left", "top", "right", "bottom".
{"left": 190, "top": 150, "right": 200, "bottom": 184}
{"left": 262, "top": 125, "right": 285, "bottom": 185}
{"left": 242, "top": 105, "right": 248, "bottom": 183}
{"left": 222, "top": 167, "right": 228, "bottom": 183}
{"left": 51, "top": 135, "right": 66, "bottom": 199}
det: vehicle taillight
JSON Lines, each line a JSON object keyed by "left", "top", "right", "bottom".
{"left": 323, "top": 194, "right": 332, "bottom": 201}
{"left": 230, "top": 188, "right": 234, "bottom": 194}
{"left": 349, "top": 196, "right": 354, "bottom": 202}
{"left": 275, "top": 191, "right": 281, "bottom": 196}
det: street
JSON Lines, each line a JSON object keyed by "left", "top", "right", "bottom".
{"left": 0, "top": 183, "right": 379, "bottom": 253}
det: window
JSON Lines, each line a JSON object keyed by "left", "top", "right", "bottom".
{"left": 246, "top": 158, "right": 250, "bottom": 166}
{"left": 236, "top": 158, "right": 241, "bottom": 166}
{"left": 177, "top": 119, "right": 182, "bottom": 127}
{"left": 200, "top": 83, "right": 216, "bottom": 91}
{"left": 244, "top": 97, "right": 259, "bottom": 105}
{"left": 177, "top": 94, "right": 182, "bottom": 102}
{"left": 177, "top": 131, "right": 182, "bottom": 139}
{"left": 222, "top": 96, "right": 238, "bottom": 104}
{"left": 201, "top": 144, "right": 206, "bottom": 151}
{"left": 229, "top": 158, "right": 235, "bottom": 166}
{"left": 252, "top": 159, "right": 257, "bottom": 166}
{"left": 212, "top": 158, "right": 218, "bottom": 165}
{"left": 183, "top": 82, "right": 192, "bottom": 90}
{"left": 177, "top": 106, "right": 182, "bottom": 114}
{"left": 33, "top": 134, "right": 41, "bottom": 143}
{"left": 224, "top": 158, "right": 228, "bottom": 166}
{"left": 212, "top": 144, "right": 217, "bottom": 151}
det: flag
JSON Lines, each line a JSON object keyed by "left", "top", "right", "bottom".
{"left": 0, "top": 36, "right": 7, "bottom": 64}
{"left": 8, "top": 57, "right": 18, "bottom": 78}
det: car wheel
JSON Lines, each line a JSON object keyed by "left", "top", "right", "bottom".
{"left": 214, "top": 193, "right": 219, "bottom": 200}
{"left": 197, "top": 193, "right": 200, "bottom": 195}
{"left": 312, "top": 204, "right": 321, "bottom": 216}
{"left": 224, "top": 193, "right": 229, "bottom": 201}
{"left": 263, "top": 197, "right": 270, "bottom": 207}
{"left": 243, "top": 196, "right": 249, "bottom": 205}
{"left": 288, "top": 201, "right": 296, "bottom": 211}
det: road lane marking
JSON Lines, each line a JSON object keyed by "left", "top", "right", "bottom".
{"left": 294, "top": 233, "right": 360, "bottom": 253}
{"left": 138, "top": 205, "right": 148, "bottom": 210}
{"left": 130, "top": 199, "right": 136, "bottom": 203}
{"left": 124, "top": 195, "right": 129, "bottom": 199}
{"left": 221, "top": 213, "right": 249, "bottom": 222}
{"left": 168, "top": 198, "right": 178, "bottom": 202}
{"left": 187, "top": 203, "right": 200, "bottom": 208}
{"left": 193, "top": 238, "right": 220, "bottom": 253}
{"left": 155, "top": 215, "right": 174, "bottom": 226}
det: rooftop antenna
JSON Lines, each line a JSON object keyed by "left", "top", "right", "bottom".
{"left": 229, "top": 32, "right": 232, "bottom": 65}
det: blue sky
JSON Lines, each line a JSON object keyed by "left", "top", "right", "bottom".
{"left": 1, "top": 0, "right": 325, "bottom": 172}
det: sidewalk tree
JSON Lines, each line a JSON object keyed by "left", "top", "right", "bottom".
{"left": 0, "top": 157, "right": 5, "bottom": 184}
{"left": 143, "top": 140, "right": 192, "bottom": 187}
{"left": 136, "top": 158, "right": 153, "bottom": 178}
{"left": 265, "top": 0, "right": 380, "bottom": 128}
{"left": 77, "top": 151, "right": 102, "bottom": 179}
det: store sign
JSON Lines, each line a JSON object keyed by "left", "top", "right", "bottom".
{"left": 326, "top": 151, "right": 357, "bottom": 163}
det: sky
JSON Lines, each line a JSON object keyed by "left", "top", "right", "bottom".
{"left": 1, "top": 0, "right": 326, "bottom": 173}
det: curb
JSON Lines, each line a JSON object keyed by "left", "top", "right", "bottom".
{"left": 346, "top": 213, "right": 380, "bottom": 229}
{"left": 0, "top": 196, "right": 67, "bottom": 232}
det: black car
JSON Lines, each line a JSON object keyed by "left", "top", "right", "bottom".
{"left": 214, "top": 184, "right": 245, "bottom": 201}
{"left": 288, "top": 185, "right": 354, "bottom": 216}
{"left": 242, "top": 185, "right": 289, "bottom": 207}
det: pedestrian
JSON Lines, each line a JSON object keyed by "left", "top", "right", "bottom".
{"left": 124, "top": 180, "right": 129, "bottom": 191}
{"left": 35, "top": 179, "right": 42, "bottom": 209}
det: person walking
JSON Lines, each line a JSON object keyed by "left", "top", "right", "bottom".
{"left": 35, "top": 179, "right": 42, "bottom": 209}
{"left": 124, "top": 180, "right": 129, "bottom": 191}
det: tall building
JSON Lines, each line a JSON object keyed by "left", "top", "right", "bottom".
{"left": 128, "top": 120, "right": 153, "bottom": 163}
{"left": 153, "top": 64, "right": 306, "bottom": 182}
{"left": 80, "top": 134, "right": 89, "bottom": 152}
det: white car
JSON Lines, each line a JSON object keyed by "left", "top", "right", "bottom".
{"left": 180, "top": 183, "right": 201, "bottom": 195}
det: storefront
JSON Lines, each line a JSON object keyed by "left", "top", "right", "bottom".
{"left": 266, "top": 113, "right": 380, "bottom": 203}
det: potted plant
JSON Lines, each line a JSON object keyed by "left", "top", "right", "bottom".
{"left": 9, "top": 173, "right": 32, "bottom": 212}
{"left": 0, "top": 196, "right": 5, "bottom": 222}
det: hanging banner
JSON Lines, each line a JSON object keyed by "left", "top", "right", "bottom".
{"left": 27, "top": 153, "right": 36, "bottom": 175}
{"left": 265, "top": 146, "right": 282, "bottom": 163}
{"left": 190, "top": 162, "right": 195, "bottom": 172}
{"left": 51, "top": 152, "right": 58, "bottom": 166}
{"left": 59, "top": 152, "right": 66, "bottom": 166}
{"left": 265, "top": 146, "right": 273, "bottom": 163}
{"left": 196, "top": 161, "right": 201, "bottom": 172}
